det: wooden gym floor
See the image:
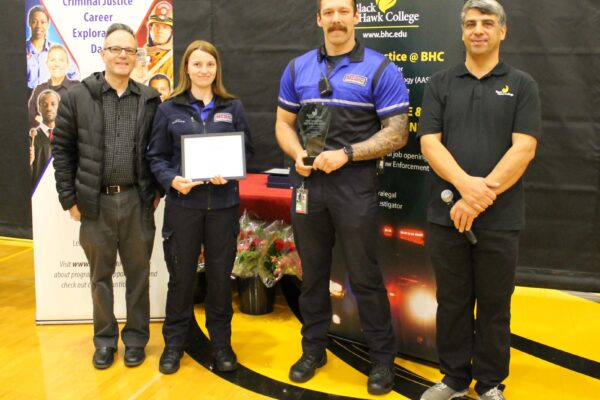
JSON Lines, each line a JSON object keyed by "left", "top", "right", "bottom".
{"left": 0, "top": 238, "right": 599, "bottom": 399}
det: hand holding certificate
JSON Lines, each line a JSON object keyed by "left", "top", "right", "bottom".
{"left": 181, "top": 131, "right": 247, "bottom": 181}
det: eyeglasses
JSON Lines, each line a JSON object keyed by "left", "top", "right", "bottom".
{"left": 105, "top": 46, "right": 138, "bottom": 56}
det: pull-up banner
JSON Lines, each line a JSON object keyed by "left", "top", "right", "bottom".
{"left": 329, "top": 0, "right": 463, "bottom": 363}
{"left": 27, "top": 0, "right": 173, "bottom": 323}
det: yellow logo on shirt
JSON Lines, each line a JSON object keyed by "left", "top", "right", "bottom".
{"left": 495, "top": 85, "right": 514, "bottom": 97}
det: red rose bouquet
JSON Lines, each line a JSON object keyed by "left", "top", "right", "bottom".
{"left": 258, "top": 221, "right": 302, "bottom": 287}
{"left": 232, "top": 212, "right": 302, "bottom": 287}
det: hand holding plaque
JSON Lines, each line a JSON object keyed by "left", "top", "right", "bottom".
{"left": 297, "top": 104, "right": 331, "bottom": 166}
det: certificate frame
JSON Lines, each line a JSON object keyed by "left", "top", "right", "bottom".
{"left": 181, "top": 131, "right": 247, "bottom": 181}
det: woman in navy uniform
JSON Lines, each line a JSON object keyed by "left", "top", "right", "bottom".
{"left": 147, "top": 40, "right": 253, "bottom": 374}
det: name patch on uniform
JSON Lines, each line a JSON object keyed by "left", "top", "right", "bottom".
{"left": 214, "top": 113, "right": 233, "bottom": 123}
{"left": 172, "top": 119, "right": 186, "bottom": 125}
{"left": 343, "top": 74, "right": 368, "bottom": 87}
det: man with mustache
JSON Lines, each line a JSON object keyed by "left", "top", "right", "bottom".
{"left": 275, "top": 0, "right": 409, "bottom": 395}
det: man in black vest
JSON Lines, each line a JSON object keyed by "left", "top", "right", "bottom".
{"left": 53, "top": 23, "right": 161, "bottom": 370}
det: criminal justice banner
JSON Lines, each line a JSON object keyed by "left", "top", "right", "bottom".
{"left": 27, "top": 0, "right": 174, "bottom": 323}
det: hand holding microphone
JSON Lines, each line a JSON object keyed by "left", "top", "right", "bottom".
{"left": 441, "top": 190, "right": 478, "bottom": 245}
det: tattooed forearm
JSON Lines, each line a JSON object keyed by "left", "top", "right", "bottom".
{"left": 352, "top": 113, "right": 408, "bottom": 161}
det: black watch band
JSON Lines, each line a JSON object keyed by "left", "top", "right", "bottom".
{"left": 343, "top": 145, "right": 354, "bottom": 161}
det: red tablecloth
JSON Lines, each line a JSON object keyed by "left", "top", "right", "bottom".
{"left": 239, "top": 173, "right": 292, "bottom": 224}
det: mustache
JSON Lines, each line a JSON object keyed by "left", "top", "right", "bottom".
{"left": 327, "top": 24, "right": 347, "bottom": 33}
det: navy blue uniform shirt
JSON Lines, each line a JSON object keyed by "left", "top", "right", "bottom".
{"left": 147, "top": 92, "right": 254, "bottom": 210}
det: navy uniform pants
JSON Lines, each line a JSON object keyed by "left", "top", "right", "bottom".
{"left": 291, "top": 164, "right": 396, "bottom": 366}
{"left": 427, "top": 223, "right": 519, "bottom": 395}
{"left": 161, "top": 202, "right": 239, "bottom": 351}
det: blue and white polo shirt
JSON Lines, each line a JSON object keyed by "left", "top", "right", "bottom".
{"left": 278, "top": 42, "right": 409, "bottom": 149}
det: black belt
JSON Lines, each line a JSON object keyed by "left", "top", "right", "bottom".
{"left": 101, "top": 184, "right": 134, "bottom": 195}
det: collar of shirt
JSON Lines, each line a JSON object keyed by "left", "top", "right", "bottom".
{"left": 188, "top": 93, "right": 215, "bottom": 122}
{"left": 38, "top": 122, "right": 51, "bottom": 137}
{"left": 456, "top": 61, "right": 509, "bottom": 79}
{"left": 101, "top": 74, "right": 140, "bottom": 97}
{"left": 45, "top": 78, "right": 70, "bottom": 91}
{"left": 26, "top": 39, "right": 52, "bottom": 55}
{"left": 317, "top": 40, "right": 364, "bottom": 63}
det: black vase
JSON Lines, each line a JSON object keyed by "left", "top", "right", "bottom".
{"left": 237, "top": 275, "right": 276, "bottom": 315}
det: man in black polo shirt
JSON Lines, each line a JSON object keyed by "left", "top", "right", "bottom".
{"left": 417, "top": 1, "right": 540, "bottom": 400}
{"left": 53, "top": 23, "right": 161, "bottom": 370}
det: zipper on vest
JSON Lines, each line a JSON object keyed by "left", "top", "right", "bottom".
{"left": 192, "top": 115, "right": 211, "bottom": 209}
{"left": 191, "top": 116, "right": 198, "bottom": 133}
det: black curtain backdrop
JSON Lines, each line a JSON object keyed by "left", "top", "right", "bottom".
{"left": 1, "top": 0, "right": 598, "bottom": 290}
{"left": 500, "top": 1, "right": 600, "bottom": 291}
{"left": 0, "top": 0, "right": 31, "bottom": 239}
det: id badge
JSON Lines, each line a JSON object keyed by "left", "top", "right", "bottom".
{"left": 295, "top": 184, "right": 309, "bottom": 214}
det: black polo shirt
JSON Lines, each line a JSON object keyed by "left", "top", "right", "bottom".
{"left": 417, "top": 61, "right": 541, "bottom": 230}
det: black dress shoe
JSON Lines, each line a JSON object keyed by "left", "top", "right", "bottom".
{"left": 124, "top": 347, "right": 146, "bottom": 367}
{"left": 289, "top": 353, "right": 327, "bottom": 383}
{"left": 159, "top": 347, "right": 183, "bottom": 374}
{"left": 213, "top": 347, "right": 238, "bottom": 372}
{"left": 93, "top": 347, "right": 116, "bottom": 370}
{"left": 367, "top": 364, "right": 395, "bottom": 395}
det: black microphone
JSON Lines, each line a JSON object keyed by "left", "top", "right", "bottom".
{"left": 441, "top": 189, "right": 478, "bottom": 245}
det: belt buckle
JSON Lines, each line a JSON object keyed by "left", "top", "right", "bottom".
{"left": 107, "top": 185, "right": 120, "bottom": 194}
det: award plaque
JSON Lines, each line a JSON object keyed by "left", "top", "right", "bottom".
{"left": 297, "top": 104, "right": 331, "bottom": 165}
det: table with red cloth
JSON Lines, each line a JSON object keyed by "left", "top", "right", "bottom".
{"left": 239, "top": 173, "right": 292, "bottom": 224}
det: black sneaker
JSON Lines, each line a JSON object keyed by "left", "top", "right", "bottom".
{"left": 159, "top": 347, "right": 183, "bottom": 374}
{"left": 288, "top": 353, "right": 327, "bottom": 383}
{"left": 367, "top": 363, "right": 395, "bottom": 395}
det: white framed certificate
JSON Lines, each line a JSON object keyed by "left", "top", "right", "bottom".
{"left": 181, "top": 132, "right": 247, "bottom": 181}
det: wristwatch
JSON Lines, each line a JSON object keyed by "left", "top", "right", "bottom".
{"left": 343, "top": 145, "right": 354, "bottom": 161}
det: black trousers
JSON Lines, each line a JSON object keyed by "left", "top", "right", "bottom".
{"left": 427, "top": 223, "right": 519, "bottom": 394}
{"left": 162, "top": 202, "right": 239, "bottom": 350}
{"left": 291, "top": 165, "right": 396, "bottom": 365}
{"left": 79, "top": 188, "right": 155, "bottom": 349}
